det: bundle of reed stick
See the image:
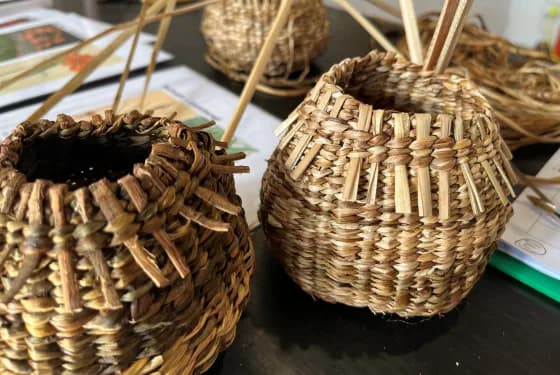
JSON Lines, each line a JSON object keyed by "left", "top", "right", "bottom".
{"left": 398, "top": 13, "right": 560, "bottom": 150}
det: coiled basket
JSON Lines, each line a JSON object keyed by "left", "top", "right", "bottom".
{"left": 201, "top": 0, "right": 329, "bottom": 95}
{"left": 0, "top": 111, "right": 253, "bottom": 374}
{"left": 260, "top": 51, "right": 516, "bottom": 317}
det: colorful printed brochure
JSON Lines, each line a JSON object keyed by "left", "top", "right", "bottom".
{"left": 0, "top": 8, "right": 172, "bottom": 107}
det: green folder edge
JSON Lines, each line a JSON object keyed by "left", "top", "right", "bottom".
{"left": 490, "top": 251, "right": 560, "bottom": 303}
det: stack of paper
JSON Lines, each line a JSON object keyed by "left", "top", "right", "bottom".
{"left": 0, "top": 8, "right": 172, "bottom": 107}
{"left": 494, "top": 148, "right": 560, "bottom": 302}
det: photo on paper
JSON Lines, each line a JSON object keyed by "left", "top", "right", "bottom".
{"left": 0, "top": 24, "right": 80, "bottom": 62}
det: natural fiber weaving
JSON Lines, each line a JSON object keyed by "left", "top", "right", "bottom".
{"left": 400, "top": 14, "right": 560, "bottom": 150}
{"left": 0, "top": 111, "right": 253, "bottom": 374}
{"left": 201, "top": 0, "right": 329, "bottom": 95}
{"left": 260, "top": 50, "right": 516, "bottom": 317}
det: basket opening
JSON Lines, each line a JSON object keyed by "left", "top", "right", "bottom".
{"left": 332, "top": 56, "right": 487, "bottom": 116}
{"left": 17, "top": 135, "right": 152, "bottom": 188}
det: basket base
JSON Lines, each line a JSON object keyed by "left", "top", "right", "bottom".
{"left": 204, "top": 54, "right": 316, "bottom": 97}
{"left": 273, "top": 246, "right": 492, "bottom": 318}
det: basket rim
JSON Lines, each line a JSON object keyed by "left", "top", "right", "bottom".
{"left": 318, "top": 50, "right": 493, "bottom": 120}
{"left": 273, "top": 50, "right": 517, "bottom": 219}
{"left": 0, "top": 110, "right": 194, "bottom": 193}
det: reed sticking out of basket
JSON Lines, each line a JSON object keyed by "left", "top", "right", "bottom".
{"left": 424, "top": 0, "right": 473, "bottom": 73}
{"left": 398, "top": 0, "right": 423, "bottom": 64}
{"left": 112, "top": 2, "right": 148, "bottom": 113}
{"left": 221, "top": 0, "right": 399, "bottom": 144}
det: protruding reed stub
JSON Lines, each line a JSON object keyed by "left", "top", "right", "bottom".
{"left": 412, "top": 114, "right": 434, "bottom": 217}
{"left": 272, "top": 51, "right": 515, "bottom": 219}
{"left": 0, "top": 110, "right": 248, "bottom": 309}
{"left": 392, "top": 113, "right": 412, "bottom": 214}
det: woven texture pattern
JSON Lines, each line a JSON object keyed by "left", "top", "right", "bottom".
{"left": 401, "top": 14, "right": 560, "bottom": 150}
{"left": 0, "top": 111, "right": 253, "bottom": 374}
{"left": 260, "top": 51, "right": 515, "bottom": 317}
{"left": 201, "top": 0, "right": 329, "bottom": 90}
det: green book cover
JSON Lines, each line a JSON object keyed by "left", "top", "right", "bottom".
{"left": 490, "top": 251, "right": 560, "bottom": 303}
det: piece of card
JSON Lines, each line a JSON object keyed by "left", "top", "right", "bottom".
{"left": 499, "top": 149, "right": 560, "bottom": 280}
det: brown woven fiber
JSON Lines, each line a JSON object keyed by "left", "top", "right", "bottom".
{"left": 201, "top": 0, "right": 329, "bottom": 95}
{"left": 260, "top": 50, "right": 516, "bottom": 317}
{"left": 0, "top": 111, "right": 253, "bottom": 374}
{"left": 399, "top": 14, "right": 560, "bottom": 150}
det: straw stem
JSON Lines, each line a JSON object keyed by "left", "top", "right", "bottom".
{"left": 140, "top": 0, "right": 178, "bottom": 111}
{"left": 399, "top": 0, "right": 423, "bottom": 64}
{"left": 112, "top": 2, "right": 149, "bottom": 113}
{"left": 365, "top": 0, "right": 401, "bottom": 18}
{"left": 334, "top": 0, "right": 398, "bottom": 53}
{"left": 423, "top": 0, "right": 473, "bottom": 73}
{"left": 221, "top": 0, "right": 295, "bottom": 144}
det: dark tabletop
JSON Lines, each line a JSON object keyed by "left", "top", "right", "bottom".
{"left": 14, "top": 1, "right": 560, "bottom": 374}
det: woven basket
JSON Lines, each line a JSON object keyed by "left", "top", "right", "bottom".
{"left": 399, "top": 14, "right": 560, "bottom": 150}
{"left": 260, "top": 51, "right": 516, "bottom": 317}
{"left": 0, "top": 111, "right": 253, "bottom": 374}
{"left": 201, "top": 0, "right": 329, "bottom": 95}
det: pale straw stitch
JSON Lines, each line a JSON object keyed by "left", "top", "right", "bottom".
{"left": 0, "top": 111, "right": 253, "bottom": 374}
{"left": 201, "top": 0, "right": 329, "bottom": 95}
{"left": 260, "top": 50, "right": 515, "bottom": 317}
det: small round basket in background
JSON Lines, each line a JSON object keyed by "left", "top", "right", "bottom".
{"left": 0, "top": 111, "right": 253, "bottom": 374}
{"left": 201, "top": 0, "right": 329, "bottom": 95}
{"left": 260, "top": 51, "right": 516, "bottom": 317}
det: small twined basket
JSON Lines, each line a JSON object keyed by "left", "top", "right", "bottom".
{"left": 260, "top": 51, "right": 516, "bottom": 317}
{"left": 201, "top": 0, "right": 329, "bottom": 95}
{"left": 0, "top": 111, "right": 253, "bottom": 374}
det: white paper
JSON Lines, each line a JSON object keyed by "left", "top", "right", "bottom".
{"left": 0, "top": 66, "right": 280, "bottom": 229}
{"left": 499, "top": 149, "right": 560, "bottom": 280}
{"left": 0, "top": 8, "right": 171, "bottom": 107}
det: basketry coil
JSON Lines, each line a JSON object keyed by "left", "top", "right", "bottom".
{"left": 0, "top": 111, "right": 253, "bottom": 374}
{"left": 260, "top": 51, "right": 516, "bottom": 317}
{"left": 201, "top": 0, "right": 329, "bottom": 94}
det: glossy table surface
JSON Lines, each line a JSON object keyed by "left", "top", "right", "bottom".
{"left": 11, "top": 1, "right": 560, "bottom": 373}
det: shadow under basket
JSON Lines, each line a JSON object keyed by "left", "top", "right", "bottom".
{"left": 0, "top": 112, "right": 253, "bottom": 374}
{"left": 260, "top": 51, "right": 516, "bottom": 317}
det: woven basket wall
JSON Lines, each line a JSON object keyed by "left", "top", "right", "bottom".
{"left": 0, "top": 111, "right": 253, "bottom": 374}
{"left": 260, "top": 51, "right": 516, "bottom": 317}
{"left": 201, "top": 0, "right": 329, "bottom": 85}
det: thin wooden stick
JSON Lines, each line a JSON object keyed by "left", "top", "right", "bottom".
{"left": 0, "top": 0, "right": 219, "bottom": 93}
{"left": 364, "top": 0, "right": 401, "bottom": 18}
{"left": 139, "top": 0, "right": 178, "bottom": 111}
{"left": 435, "top": 0, "right": 473, "bottom": 73}
{"left": 221, "top": 0, "right": 295, "bottom": 144}
{"left": 334, "top": 0, "right": 398, "bottom": 53}
{"left": 423, "top": 0, "right": 458, "bottom": 71}
{"left": 112, "top": 2, "right": 149, "bottom": 113}
{"left": 424, "top": 0, "right": 473, "bottom": 73}
{"left": 399, "top": 0, "right": 423, "bottom": 64}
